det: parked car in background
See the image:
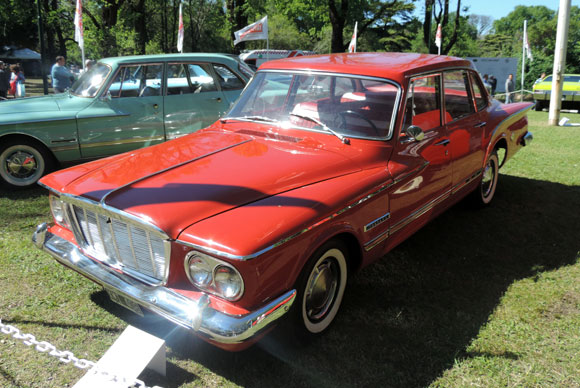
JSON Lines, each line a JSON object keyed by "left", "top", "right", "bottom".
{"left": 34, "top": 52, "right": 533, "bottom": 351}
{"left": 533, "top": 74, "right": 580, "bottom": 111}
{"left": 0, "top": 53, "right": 253, "bottom": 189}
{"left": 239, "top": 49, "right": 316, "bottom": 70}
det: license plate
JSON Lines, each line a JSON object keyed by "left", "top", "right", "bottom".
{"left": 106, "top": 288, "right": 144, "bottom": 317}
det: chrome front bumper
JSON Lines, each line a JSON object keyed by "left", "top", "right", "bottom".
{"left": 33, "top": 223, "right": 296, "bottom": 345}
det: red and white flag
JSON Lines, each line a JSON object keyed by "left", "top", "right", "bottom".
{"left": 177, "top": 2, "right": 184, "bottom": 53}
{"left": 435, "top": 24, "right": 442, "bottom": 54}
{"left": 348, "top": 22, "right": 357, "bottom": 53}
{"left": 234, "top": 16, "right": 268, "bottom": 45}
{"left": 74, "top": 0, "right": 84, "bottom": 50}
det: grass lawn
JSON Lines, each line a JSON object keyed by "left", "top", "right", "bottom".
{"left": 0, "top": 110, "right": 579, "bottom": 388}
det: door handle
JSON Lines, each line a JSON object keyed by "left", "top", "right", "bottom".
{"left": 153, "top": 104, "right": 159, "bottom": 109}
{"left": 435, "top": 139, "right": 450, "bottom": 146}
{"left": 474, "top": 121, "right": 486, "bottom": 128}
{"left": 213, "top": 97, "right": 222, "bottom": 102}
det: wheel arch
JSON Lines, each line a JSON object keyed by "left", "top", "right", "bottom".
{"left": 493, "top": 137, "right": 508, "bottom": 168}
{"left": 0, "top": 133, "right": 58, "bottom": 167}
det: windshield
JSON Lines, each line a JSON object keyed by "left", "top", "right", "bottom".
{"left": 69, "top": 63, "right": 111, "bottom": 97}
{"left": 225, "top": 71, "right": 400, "bottom": 139}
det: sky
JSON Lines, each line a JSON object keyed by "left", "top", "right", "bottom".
{"left": 460, "top": 0, "right": 580, "bottom": 20}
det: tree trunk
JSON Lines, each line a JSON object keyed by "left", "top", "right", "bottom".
{"left": 135, "top": 0, "right": 147, "bottom": 54}
{"left": 329, "top": 0, "right": 348, "bottom": 53}
{"left": 423, "top": 0, "right": 433, "bottom": 52}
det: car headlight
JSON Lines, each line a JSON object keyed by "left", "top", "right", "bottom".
{"left": 185, "top": 252, "right": 244, "bottom": 301}
{"left": 49, "top": 193, "right": 70, "bottom": 229}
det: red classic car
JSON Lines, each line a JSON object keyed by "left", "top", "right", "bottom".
{"left": 33, "top": 53, "right": 533, "bottom": 351}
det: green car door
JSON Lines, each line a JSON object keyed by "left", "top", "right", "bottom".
{"left": 163, "top": 62, "right": 230, "bottom": 140}
{"left": 77, "top": 63, "right": 165, "bottom": 158}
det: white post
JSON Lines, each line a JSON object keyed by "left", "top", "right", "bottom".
{"left": 549, "top": 0, "right": 571, "bottom": 125}
{"left": 521, "top": 20, "right": 526, "bottom": 102}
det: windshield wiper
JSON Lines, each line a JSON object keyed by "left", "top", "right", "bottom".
{"left": 289, "top": 113, "right": 350, "bottom": 144}
{"left": 221, "top": 115, "right": 280, "bottom": 124}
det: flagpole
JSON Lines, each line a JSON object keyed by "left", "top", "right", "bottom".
{"left": 521, "top": 20, "right": 527, "bottom": 102}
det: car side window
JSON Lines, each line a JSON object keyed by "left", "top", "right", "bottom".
{"left": 187, "top": 63, "right": 216, "bottom": 92}
{"left": 213, "top": 64, "right": 245, "bottom": 90}
{"left": 443, "top": 70, "right": 474, "bottom": 121}
{"left": 403, "top": 74, "right": 442, "bottom": 132}
{"left": 107, "top": 64, "right": 162, "bottom": 98}
{"left": 470, "top": 72, "right": 487, "bottom": 111}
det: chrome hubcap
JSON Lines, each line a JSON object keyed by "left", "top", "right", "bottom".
{"left": 5, "top": 151, "right": 37, "bottom": 178}
{"left": 481, "top": 160, "right": 495, "bottom": 197}
{"left": 305, "top": 259, "right": 338, "bottom": 321}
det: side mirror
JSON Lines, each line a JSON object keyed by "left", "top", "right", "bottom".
{"left": 100, "top": 91, "right": 112, "bottom": 101}
{"left": 401, "top": 125, "right": 425, "bottom": 143}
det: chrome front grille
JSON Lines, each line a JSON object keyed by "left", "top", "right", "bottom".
{"left": 69, "top": 203, "right": 168, "bottom": 284}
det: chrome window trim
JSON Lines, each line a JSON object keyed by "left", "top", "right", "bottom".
{"left": 227, "top": 69, "right": 402, "bottom": 141}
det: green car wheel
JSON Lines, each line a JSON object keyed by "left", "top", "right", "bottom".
{"left": 0, "top": 140, "right": 53, "bottom": 189}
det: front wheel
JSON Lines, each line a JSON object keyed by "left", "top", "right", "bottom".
{"left": 0, "top": 140, "right": 53, "bottom": 189}
{"left": 293, "top": 239, "right": 349, "bottom": 336}
{"left": 469, "top": 151, "right": 499, "bottom": 207}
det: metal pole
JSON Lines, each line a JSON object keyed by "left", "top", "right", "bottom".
{"left": 521, "top": 20, "right": 526, "bottom": 102}
{"left": 549, "top": 0, "right": 571, "bottom": 126}
{"left": 36, "top": 0, "right": 49, "bottom": 95}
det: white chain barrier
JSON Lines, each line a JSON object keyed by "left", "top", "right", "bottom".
{"left": 0, "top": 318, "right": 163, "bottom": 388}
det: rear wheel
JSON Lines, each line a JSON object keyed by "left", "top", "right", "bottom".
{"left": 534, "top": 100, "right": 545, "bottom": 111}
{"left": 0, "top": 140, "right": 53, "bottom": 189}
{"left": 469, "top": 151, "right": 499, "bottom": 207}
{"left": 293, "top": 239, "right": 349, "bottom": 336}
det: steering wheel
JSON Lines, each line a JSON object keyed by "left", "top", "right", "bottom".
{"left": 336, "top": 110, "right": 379, "bottom": 136}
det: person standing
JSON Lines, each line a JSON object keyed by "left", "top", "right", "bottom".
{"left": 505, "top": 74, "right": 515, "bottom": 104}
{"left": 535, "top": 72, "right": 547, "bottom": 84}
{"left": 10, "top": 64, "right": 25, "bottom": 98}
{"left": 0, "top": 61, "right": 10, "bottom": 99}
{"left": 489, "top": 75, "right": 497, "bottom": 96}
{"left": 51, "top": 56, "right": 74, "bottom": 93}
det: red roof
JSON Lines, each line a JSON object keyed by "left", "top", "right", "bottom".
{"left": 259, "top": 52, "right": 473, "bottom": 83}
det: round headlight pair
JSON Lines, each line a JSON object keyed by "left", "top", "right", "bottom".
{"left": 185, "top": 253, "right": 244, "bottom": 301}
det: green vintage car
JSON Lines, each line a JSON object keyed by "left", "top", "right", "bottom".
{"left": 533, "top": 74, "right": 580, "bottom": 111}
{"left": 0, "top": 53, "right": 253, "bottom": 189}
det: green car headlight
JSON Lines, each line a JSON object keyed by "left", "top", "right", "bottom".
{"left": 185, "top": 252, "right": 244, "bottom": 301}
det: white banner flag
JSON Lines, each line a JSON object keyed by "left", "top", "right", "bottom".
{"left": 523, "top": 21, "right": 532, "bottom": 61}
{"left": 435, "top": 24, "right": 442, "bottom": 54}
{"left": 234, "top": 16, "right": 268, "bottom": 45}
{"left": 177, "top": 3, "right": 184, "bottom": 53}
{"left": 74, "top": 0, "right": 84, "bottom": 50}
{"left": 348, "top": 22, "right": 357, "bottom": 53}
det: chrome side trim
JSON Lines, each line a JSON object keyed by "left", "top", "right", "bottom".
{"left": 76, "top": 112, "right": 131, "bottom": 120}
{"left": 80, "top": 136, "right": 165, "bottom": 149}
{"left": 33, "top": 226, "right": 296, "bottom": 345}
{"left": 451, "top": 169, "right": 482, "bottom": 195}
{"left": 490, "top": 104, "right": 534, "bottom": 139}
{"left": 101, "top": 139, "right": 252, "bottom": 206}
{"left": 389, "top": 190, "right": 450, "bottom": 235}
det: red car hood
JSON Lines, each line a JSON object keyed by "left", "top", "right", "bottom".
{"left": 45, "top": 129, "right": 360, "bottom": 238}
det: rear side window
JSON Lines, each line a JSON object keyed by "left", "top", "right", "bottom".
{"left": 213, "top": 64, "right": 245, "bottom": 90}
{"left": 443, "top": 70, "right": 474, "bottom": 121}
{"left": 470, "top": 72, "right": 487, "bottom": 111}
